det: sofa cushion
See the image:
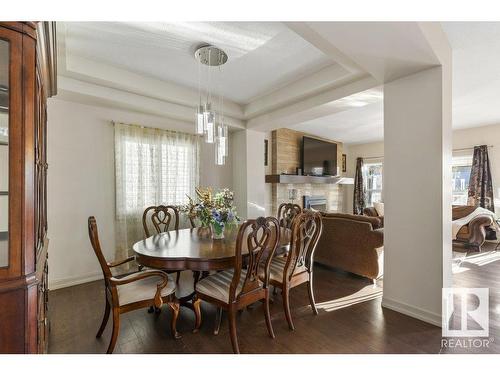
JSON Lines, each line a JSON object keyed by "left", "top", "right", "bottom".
{"left": 374, "top": 202, "right": 384, "bottom": 217}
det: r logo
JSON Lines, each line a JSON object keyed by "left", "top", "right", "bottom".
{"left": 442, "top": 288, "right": 489, "bottom": 337}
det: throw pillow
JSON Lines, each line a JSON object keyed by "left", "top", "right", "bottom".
{"left": 374, "top": 202, "right": 384, "bottom": 217}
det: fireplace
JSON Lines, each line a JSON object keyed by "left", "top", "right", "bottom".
{"left": 303, "top": 195, "right": 327, "bottom": 211}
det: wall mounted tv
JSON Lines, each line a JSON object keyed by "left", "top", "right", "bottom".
{"left": 301, "top": 136, "right": 338, "bottom": 176}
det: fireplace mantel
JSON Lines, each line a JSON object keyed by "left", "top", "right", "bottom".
{"left": 265, "top": 174, "right": 354, "bottom": 185}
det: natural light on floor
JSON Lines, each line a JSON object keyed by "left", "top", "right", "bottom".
{"left": 453, "top": 250, "right": 500, "bottom": 274}
{"left": 313, "top": 284, "right": 383, "bottom": 313}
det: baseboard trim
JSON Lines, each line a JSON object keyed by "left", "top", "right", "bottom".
{"left": 49, "top": 272, "right": 103, "bottom": 290}
{"left": 382, "top": 297, "right": 442, "bottom": 327}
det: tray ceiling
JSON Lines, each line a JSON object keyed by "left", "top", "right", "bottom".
{"left": 64, "top": 22, "right": 331, "bottom": 104}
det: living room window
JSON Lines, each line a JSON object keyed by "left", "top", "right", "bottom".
{"left": 363, "top": 162, "right": 383, "bottom": 207}
{"left": 452, "top": 153, "right": 473, "bottom": 205}
{"left": 114, "top": 122, "right": 200, "bottom": 216}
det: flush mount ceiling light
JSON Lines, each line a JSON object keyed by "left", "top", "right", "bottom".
{"left": 194, "top": 44, "right": 229, "bottom": 166}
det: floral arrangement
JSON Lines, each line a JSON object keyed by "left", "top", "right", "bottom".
{"left": 182, "top": 187, "right": 239, "bottom": 238}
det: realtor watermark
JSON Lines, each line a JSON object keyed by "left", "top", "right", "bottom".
{"left": 441, "top": 287, "right": 492, "bottom": 349}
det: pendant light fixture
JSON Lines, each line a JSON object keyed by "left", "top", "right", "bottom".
{"left": 194, "top": 44, "right": 229, "bottom": 164}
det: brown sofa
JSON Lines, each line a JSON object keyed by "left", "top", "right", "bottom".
{"left": 363, "top": 207, "right": 384, "bottom": 227}
{"left": 453, "top": 205, "right": 494, "bottom": 249}
{"left": 315, "top": 213, "right": 384, "bottom": 281}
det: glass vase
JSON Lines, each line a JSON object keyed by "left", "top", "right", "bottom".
{"left": 211, "top": 222, "right": 225, "bottom": 240}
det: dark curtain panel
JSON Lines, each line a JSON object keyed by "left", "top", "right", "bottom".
{"left": 468, "top": 145, "right": 495, "bottom": 212}
{"left": 353, "top": 157, "right": 365, "bottom": 215}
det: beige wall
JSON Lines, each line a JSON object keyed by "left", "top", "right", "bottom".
{"left": 47, "top": 98, "right": 233, "bottom": 290}
{"left": 344, "top": 123, "right": 500, "bottom": 213}
{"left": 453, "top": 124, "right": 500, "bottom": 212}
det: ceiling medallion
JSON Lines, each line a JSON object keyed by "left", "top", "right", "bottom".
{"left": 194, "top": 44, "right": 228, "bottom": 66}
{"left": 194, "top": 44, "right": 229, "bottom": 166}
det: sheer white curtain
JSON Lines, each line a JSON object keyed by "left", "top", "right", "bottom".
{"left": 114, "top": 122, "right": 200, "bottom": 261}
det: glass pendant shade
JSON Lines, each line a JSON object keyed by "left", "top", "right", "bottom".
{"left": 215, "top": 122, "right": 228, "bottom": 165}
{"left": 215, "top": 134, "right": 226, "bottom": 165}
{"left": 194, "top": 44, "right": 230, "bottom": 164}
{"left": 195, "top": 105, "right": 204, "bottom": 135}
{"left": 204, "top": 104, "right": 215, "bottom": 144}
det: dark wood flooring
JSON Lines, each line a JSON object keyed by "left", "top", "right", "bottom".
{"left": 48, "top": 244, "right": 500, "bottom": 354}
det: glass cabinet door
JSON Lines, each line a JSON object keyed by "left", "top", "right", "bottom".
{"left": 0, "top": 39, "right": 8, "bottom": 268}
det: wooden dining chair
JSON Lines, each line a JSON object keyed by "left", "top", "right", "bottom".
{"left": 277, "top": 202, "right": 302, "bottom": 229}
{"left": 142, "top": 205, "right": 183, "bottom": 283}
{"left": 192, "top": 216, "right": 281, "bottom": 354}
{"left": 142, "top": 205, "right": 180, "bottom": 236}
{"left": 259, "top": 210, "right": 323, "bottom": 331}
{"left": 88, "top": 216, "right": 181, "bottom": 354}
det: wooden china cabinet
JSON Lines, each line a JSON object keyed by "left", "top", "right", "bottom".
{"left": 0, "top": 22, "right": 56, "bottom": 353}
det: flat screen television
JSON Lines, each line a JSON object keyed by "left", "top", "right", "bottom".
{"left": 301, "top": 136, "right": 338, "bottom": 176}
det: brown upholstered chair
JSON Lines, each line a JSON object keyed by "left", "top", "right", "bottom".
{"left": 193, "top": 217, "right": 281, "bottom": 354}
{"left": 452, "top": 205, "right": 494, "bottom": 250}
{"left": 315, "top": 212, "right": 384, "bottom": 282}
{"left": 88, "top": 217, "right": 180, "bottom": 354}
{"left": 259, "top": 210, "right": 323, "bottom": 331}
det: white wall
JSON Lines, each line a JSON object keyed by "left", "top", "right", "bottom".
{"left": 47, "top": 98, "right": 233, "bottom": 289}
{"left": 383, "top": 66, "right": 452, "bottom": 327}
{"left": 231, "top": 129, "right": 266, "bottom": 220}
{"left": 264, "top": 132, "right": 273, "bottom": 216}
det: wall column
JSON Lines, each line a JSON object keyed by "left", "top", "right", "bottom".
{"left": 382, "top": 65, "right": 452, "bottom": 326}
{"left": 231, "top": 129, "right": 266, "bottom": 220}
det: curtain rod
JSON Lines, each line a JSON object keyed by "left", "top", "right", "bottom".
{"left": 110, "top": 120, "right": 195, "bottom": 136}
{"left": 362, "top": 156, "right": 384, "bottom": 160}
{"left": 360, "top": 145, "right": 494, "bottom": 159}
{"left": 453, "top": 145, "right": 494, "bottom": 152}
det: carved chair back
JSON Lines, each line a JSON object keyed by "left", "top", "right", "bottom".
{"left": 229, "top": 217, "right": 280, "bottom": 303}
{"left": 88, "top": 216, "right": 113, "bottom": 282}
{"left": 277, "top": 203, "right": 302, "bottom": 229}
{"left": 285, "top": 210, "right": 323, "bottom": 280}
{"left": 142, "top": 205, "right": 180, "bottom": 237}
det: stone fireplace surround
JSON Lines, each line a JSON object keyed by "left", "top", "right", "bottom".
{"left": 269, "top": 128, "right": 346, "bottom": 215}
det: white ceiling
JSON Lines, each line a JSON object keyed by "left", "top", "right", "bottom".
{"left": 293, "top": 100, "right": 383, "bottom": 144}
{"left": 59, "top": 21, "right": 493, "bottom": 143}
{"left": 64, "top": 22, "right": 331, "bottom": 104}
{"left": 292, "top": 22, "right": 500, "bottom": 144}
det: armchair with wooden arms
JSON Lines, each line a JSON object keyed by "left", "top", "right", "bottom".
{"left": 88, "top": 216, "right": 180, "bottom": 354}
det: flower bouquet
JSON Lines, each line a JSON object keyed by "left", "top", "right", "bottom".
{"left": 182, "top": 187, "right": 239, "bottom": 239}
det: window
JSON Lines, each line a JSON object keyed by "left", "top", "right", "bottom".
{"left": 452, "top": 153, "right": 472, "bottom": 205}
{"left": 363, "top": 162, "right": 383, "bottom": 207}
{"left": 115, "top": 122, "right": 200, "bottom": 216}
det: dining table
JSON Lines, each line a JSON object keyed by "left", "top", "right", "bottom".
{"left": 132, "top": 224, "right": 291, "bottom": 315}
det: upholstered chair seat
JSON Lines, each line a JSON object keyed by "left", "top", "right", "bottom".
{"left": 258, "top": 256, "right": 287, "bottom": 282}
{"left": 117, "top": 272, "right": 176, "bottom": 306}
{"left": 88, "top": 216, "right": 181, "bottom": 354}
{"left": 192, "top": 217, "right": 281, "bottom": 353}
{"left": 195, "top": 269, "right": 262, "bottom": 303}
{"left": 258, "top": 210, "right": 323, "bottom": 331}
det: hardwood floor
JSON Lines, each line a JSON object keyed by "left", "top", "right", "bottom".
{"left": 48, "top": 245, "right": 500, "bottom": 354}
{"left": 441, "top": 241, "right": 500, "bottom": 354}
{"left": 48, "top": 265, "right": 442, "bottom": 354}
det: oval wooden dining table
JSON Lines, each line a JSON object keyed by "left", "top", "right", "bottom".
{"left": 133, "top": 225, "right": 290, "bottom": 272}
{"left": 132, "top": 225, "right": 291, "bottom": 321}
